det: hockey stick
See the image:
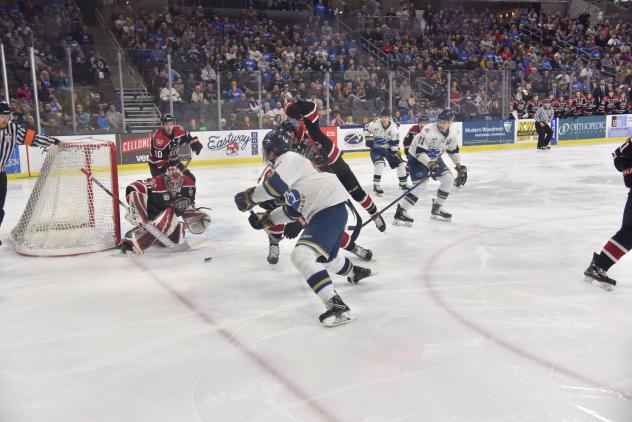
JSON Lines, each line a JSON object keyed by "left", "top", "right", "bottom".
{"left": 345, "top": 200, "right": 363, "bottom": 242}
{"left": 80, "top": 168, "right": 178, "bottom": 249}
{"left": 360, "top": 176, "right": 430, "bottom": 228}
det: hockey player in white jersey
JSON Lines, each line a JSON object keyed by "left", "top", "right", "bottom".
{"left": 234, "top": 130, "right": 372, "bottom": 327}
{"left": 394, "top": 109, "right": 468, "bottom": 225}
{"left": 364, "top": 108, "right": 411, "bottom": 195}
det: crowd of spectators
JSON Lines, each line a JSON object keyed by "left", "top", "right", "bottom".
{"left": 0, "top": 0, "right": 125, "bottom": 135}
{"left": 358, "top": 3, "right": 632, "bottom": 121}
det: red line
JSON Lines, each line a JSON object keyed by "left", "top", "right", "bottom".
{"left": 423, "top": 227, "right": 632, "bottom": 401}
{"left": 132, "top": 259, "right": 343, "bottom": 422}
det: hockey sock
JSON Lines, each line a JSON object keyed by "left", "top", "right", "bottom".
{"left": 373, "top": 161, "right": 385, "bottom": 186}
{"left": 597, "top": 237, "right": 630, "bottom": 271}
{"left": 352, "top": 190, "right": 378, "bottom": 216}
{"left": 397, "top": 162, "right": 407, "bottom": 180}
{"left": 399, "top": 181, "right": 424, "bottom": 211}
{"left": 326, "top": 253, "right": 353, "bottom": 276}
{"left": 306, "top": 270, "right": 336, "bottom": 303}
{"left": 339, "top": 231, "right": 354, "bottom": 251}
{"left": 292, "top": 244, "right": 335, "bottom": 303}
{"left": 435, "top": 189, "right": 450, "bottom": 206}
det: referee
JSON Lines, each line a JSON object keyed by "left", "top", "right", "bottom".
{"left": 0, "top": 101, "right": 63, "bottom": 245}
{"left": 535, "top": 97, "right": 554, "bottom": 150}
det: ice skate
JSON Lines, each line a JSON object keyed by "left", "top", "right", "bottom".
{"left": 584, "top": 253, "right": 616, "bottom": 291}
{"left": 393, "top": 204, "right": 413, "bottom": 226}
{"left": 351, "top": 244, "right": 373, "bottom": 261}
{"left": 267, "top": 243, "right": 280, "bottom": 265}
{"left": 431, "top": 199, "right": 452, "bottom": 222}
{"left": 347, "top": 265, "right": 372, "bottom": 284}
{"left": 319, "top": 294, "right": 355, "bottom": 327}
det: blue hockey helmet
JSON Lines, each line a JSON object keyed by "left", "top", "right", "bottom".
{"left": 437, "top": 108, "right": 455, "bottom": 122}
{"left": 262, "top": 129, "right": 291, "bottom": 159}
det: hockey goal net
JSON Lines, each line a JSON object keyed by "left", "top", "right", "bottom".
{"left": 11, "top": 140, "right": 121, "bottom": 256}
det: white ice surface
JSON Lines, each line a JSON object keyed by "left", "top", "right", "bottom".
{"left": 1, "top": 143, "right": 631, "bottom": 422}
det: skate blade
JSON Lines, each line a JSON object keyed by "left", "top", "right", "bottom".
{"left": 322, "top": 312, "right": 356, "bottom": 327}
{"left": 430, "top": 215, "right": 452, "bottom": 222}
{"left": 392, "top": 219, "right": 413, "bottom": 227}
{"left": 584, "top": 276, "right": 615, "bottom": 292}
{"left": 373, "top": 190, "right": 384, "bottom": 197}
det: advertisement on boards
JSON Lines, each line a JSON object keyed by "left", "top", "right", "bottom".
{"left": 557, "top": 116, "right": 606, "bottom": 141}
{"left": 462, "top": 120, "right": 514, "bottom": 146}
{"left": 607, "top": 114, "right": 632, "bottom": 138}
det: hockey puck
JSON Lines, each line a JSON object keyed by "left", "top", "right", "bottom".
{"left": 204, "top": 257, "right": 212, "bottom": 262}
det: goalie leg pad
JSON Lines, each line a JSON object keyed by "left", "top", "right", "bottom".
{"left": 125, "top": 191, "right": 148, "bottom": 225}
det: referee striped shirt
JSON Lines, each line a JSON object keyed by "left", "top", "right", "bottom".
{"left": 0, "top": 122, "right": 58, "bottom": 173}
{"left": 534, "top": 106, "right": 554, "bottom": 125}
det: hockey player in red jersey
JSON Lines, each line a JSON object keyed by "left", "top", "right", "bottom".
{"left": 584, "top": 138, "right": 632, "bottom": 289}
{"left": 149, "top": 114, "right": 203, "bottom": 182}
{"left": 403, "top": 114, "right": 429, "bottom": 156}
{"left": 283, "top": 100, "right": 387, "bottom": 232}
{"left": 120, "top": 166, "right": 210, "bottom": 255}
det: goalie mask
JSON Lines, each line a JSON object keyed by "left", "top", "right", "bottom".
{"left": 164, "top": 166, "right": 184, "bottom": 193}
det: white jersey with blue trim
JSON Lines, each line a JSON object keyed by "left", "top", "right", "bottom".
{"left": 252, "top": 151, "right": 349, "bottom": 222}
{"left": 363, "top": 119, "right": 400, "bottom": 150}
{"left": 408, "top": 122, "right": 461, "bottom": 165}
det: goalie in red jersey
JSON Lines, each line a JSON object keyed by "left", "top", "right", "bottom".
{"left": 120, "top": 166, "right": 210, "bottom": 255}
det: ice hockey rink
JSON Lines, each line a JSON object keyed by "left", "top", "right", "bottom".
{"left": 1, "top": 142, "right": 631, "bottom": 422}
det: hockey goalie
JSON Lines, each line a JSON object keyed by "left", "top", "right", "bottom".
{"left": 120, "top": 166, "right": 210, "bottom": 255}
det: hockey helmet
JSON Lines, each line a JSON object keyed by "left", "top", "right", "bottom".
{"left": 418, "top": 114, "right": 429, "bottom": 122}
{"left": 262, "top": 130, "right": 291, "bottom": 161}
{"left": 161, "top": 114, "right": 176, "bottom": 124}
{"left": 437, "top": 108, "right": 455, "bottom": 122}
{"left": 379, "top": 108, "right": 391, "bottom": 117}
{"left": 164, "top": 166, "right": 184, "bottom": 193}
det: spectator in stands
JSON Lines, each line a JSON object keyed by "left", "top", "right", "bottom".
{"left": 460, "top": 97, "right": 478, "bottom": 121}
{"left": 106, "top": 104, "right": 123, "bottom": 130}
{"left": 225, "top": 113, "right": 238, "bottom": 130}
{"left": 201, "top": 63, "right": 216, "bottom": 82}
{"left": 96, "top": 110, "right": 110, "bottom": 131}
{"left": 75, "top": 104, "right": 91, "bottom": 131}
{"left": 226, "top": 80, "right": 243, "bottom": 101}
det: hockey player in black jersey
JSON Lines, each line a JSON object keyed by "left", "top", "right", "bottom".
{"left": 284, "top": 100, "right": 386, "bottom": 232}
{"left": 584, "top": 137, "right": 632, "bottom": 290}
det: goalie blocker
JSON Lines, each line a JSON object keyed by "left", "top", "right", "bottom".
{"left": 122, "top": 166, "right": 210, "bottom": 255}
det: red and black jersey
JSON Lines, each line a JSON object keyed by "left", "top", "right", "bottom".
{"left": 526, "top": 101, "right": 540, "bottom": 118}
{"left": 599, "top": 97, "right": 617, "bottom": 115}
{"left": 291, "top": 118, "right": 328, "bottom": 170}
{"left": 615, "top": 98, "right": 628, "bottom": 114}
{"left": 149, "top": 125, "right": 196, "bottom": 168}
{"left": 584, "top": 96, "right": 596, "bottom": 115}
{"left": 403, "top": 123, "right": 422, "bottom": 155}
{"left": 553, "top": 99, "right": 566, "bottom": 117}
{"left": 512, "top": 100, "right": 527, "bottom": 118}
{"left": 126, "top": 174, "right": 196, "bottom": 219}
{"left": 285, "top": 100, "right": 341, "bottom": 165}
{"left": 571, "top": 95, "right": 585, "bottom": 116}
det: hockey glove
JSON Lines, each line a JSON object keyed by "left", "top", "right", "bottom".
{"left": 455, "top": 165, "right": 468, "bottom": 187}
{"left": 248, "top": 211, "right": 273, "bottom": 230}
{"left": 427, "top": 161, "right": 441, "bottom": 179}
{"left": 190, "top": 137, "right": 203, "bottom": 155}
{"left": 283, "top": 221, "right": 304, "bottom": 239}
{"left": 364, "top": 136, "right": 375, "bottom": 149}
{"left": 234, "top": 187, "right": 256, "bottom": 212}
